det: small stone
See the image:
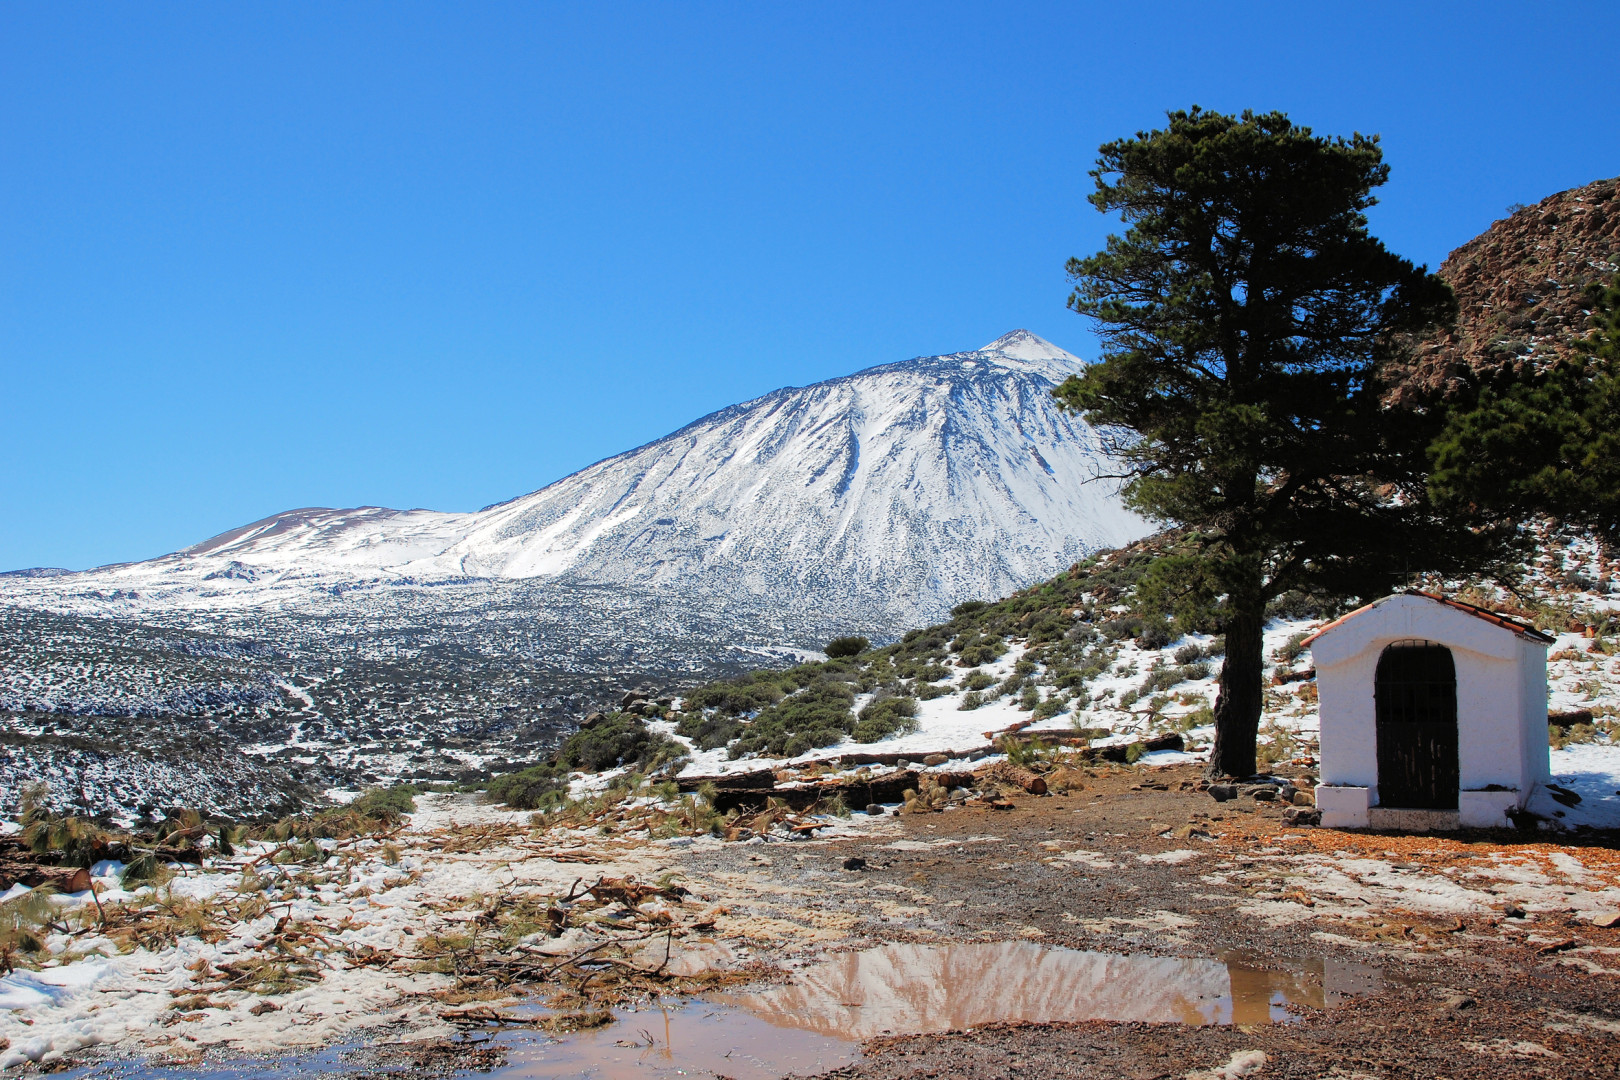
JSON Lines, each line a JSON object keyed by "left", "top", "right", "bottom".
{"left": 842, "top": 857, "right": 867, "bottom": 871}
{"left": 249, "top": 1001, "right": 280, "bottom": 1016}
{"left": 1208, "top": 784, "right": 1238, "bottom": 802}
{"left": 865, "top": 803, "right": 883, "bottom": 815}
{"left": 1250, "top": 787, "right": 1277, "bottom": 802}
{"left": 1441, "top": 994, "right": 1477, "bottom": 1012}
{"left": 1589, "top": 911, "right": 1620, "bottom": 928}
{"left": 1503, "top": 904, "right": 1528, "bottom": 919}
{"left": 1291, "top": 789, "right": 1315, "bottom": 807}
{"left": 922, "top": 753, "right": 949, "bottom": 767}
{"left": 1281, "top": 806, "right": 1321, "bottom": 827}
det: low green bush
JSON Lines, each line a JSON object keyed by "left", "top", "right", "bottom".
{"left": 824, "top": 635, "right": 870, "bottom": 658}
{"left": 675, "top": 711, "right": 745, "bottom": 751}
{"left": 559, "top": 713, "right": 687, "bottom": 773}
{"left": 853, "top": 696, "right": 918, "bottom": 742}
{"left": 487, "top": 764, "right": 568, "bottom": 809}
{"left": 729, "top": 681, "right": 856, "bottom": 758}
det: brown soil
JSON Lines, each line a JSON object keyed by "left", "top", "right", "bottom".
{"left": 671, "top": 763, "right": 1620, "bottom": 1079}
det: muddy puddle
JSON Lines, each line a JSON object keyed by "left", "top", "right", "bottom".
{"left": 65, "top": 944, "right": 1391, "bottom": 1079}
{"left": 497, "top": 942, "right": 1389, "bottom": 1078}
{"left": 492, "top": 1002, "right": 858, "bottom": 1080}
{"left": 720, "top": 941, "right": 1387, "bottom": 1040}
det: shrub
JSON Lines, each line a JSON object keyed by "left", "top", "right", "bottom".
{"left": 1033, "top": 693, "right": 1067, "bottom": 720}
{"left": 1140, "top": 664, "right": 1181, "bottom": 695}
{"left": 729, "top": 680, "right": 856, "bottom": 758}
{"left": 853, "top": 696, "right": 919, "bottom": 743}
{"left": 1266, "top": 590, "right": 1342, "bottom": 621}
{"left": 1173, "top": 643, "right": 1203, "bottom": 665}
{"left": 559, "top": 713, "right": 687, "bottom": 773}
{"left": 824, "top": 636, "right": 870, "bottom": 658}
{"left": 262, "top": 783, "right": 419, "bottom": 842}
{"left": 681, "top": 671, "right": 790, "bottom": 715}
{"left": 958, "top": 691, "right": 985, "bottom": 711}
{"left": 1179, "top": 661, "right": 1212, "bottom": 682}
{"left": 1137, "top": 618, "right": 1174, "bottom": 650}
{"left": 675, "top": 711, "right": 745, "bottom": 751}
{"left": 951, "top": 600, "right": 989, "bottom": 618}
{"left": 898, "top": 659, "right": 951, "bottom": 683}
{"left": 350, "top": 785, "right": 419, "bottom": 818}
{"left": 965, "top": 671, "right": 994, "bottom": 692}
{"left": 487, "top": 764, "right": 568, "bottom": 809}
{"left": 1272, "top": 632, "right": 1311, "bottom": 665}
{"left": 1100, "top": 615, "right": 1142, "bottom": 641}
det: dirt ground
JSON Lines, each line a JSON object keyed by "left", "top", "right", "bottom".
{"left": 671, "top": 762, "right": 1620, "bottom": 1080}
{"left": 23, "top": 768, "right": 1620, "bottom": 1080}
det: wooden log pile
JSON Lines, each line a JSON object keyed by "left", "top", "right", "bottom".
{"left": 0, "top": 861, "right": 91, "bottom": 893}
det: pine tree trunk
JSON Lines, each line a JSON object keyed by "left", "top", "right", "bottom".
{"left": 1208, "top": 600, "right": 1265, "bottom": 779}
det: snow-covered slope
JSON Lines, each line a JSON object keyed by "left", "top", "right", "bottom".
{"left": 2, "top": 331, "right": 1145, "bottom": 625}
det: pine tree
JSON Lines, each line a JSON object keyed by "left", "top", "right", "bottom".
{"left": 1054, "top": 108, "right": 1504, "bottom": 778}
{"left": 1429, "top": 275, "right": 1620, "bottom": 542}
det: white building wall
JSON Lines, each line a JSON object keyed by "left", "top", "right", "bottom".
{"left": 1310, "top": 593, "right": 1549, "bottom": 823}
{"left": 1453, "top": 648, "right": 1523, "bottom": 793}
{"left": 1316, "top": 653, "right": 1379, "bottom": 789}
{"left": 1517, "top": 637, "right": 1552, "bottom": 793}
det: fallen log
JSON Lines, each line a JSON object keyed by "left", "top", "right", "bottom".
{"left": 1094, "top": 732, "right": 1186, "bottom": 762}
{"left": 0, "top": 861, "right": 92, "bottom": 893}
{"left": 976, "top": 763, "right": 1047, "bottom": 795}
{"left": 694, "top": 766, "right": 983, "bottom": 815}
{"left": 676, "top": 770, "right": 775, "bottom": 794}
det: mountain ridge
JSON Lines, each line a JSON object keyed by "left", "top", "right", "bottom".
{"left": 2, "top": 330, "right": 1145, "bottom": 628}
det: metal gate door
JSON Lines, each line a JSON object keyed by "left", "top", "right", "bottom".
{"left": 1374, "top": 639, "right": 1458, "bottom": 809}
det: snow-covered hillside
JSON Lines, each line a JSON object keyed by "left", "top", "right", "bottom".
{"left": 1, "top": 331, "right": 1144, "bottom": 627}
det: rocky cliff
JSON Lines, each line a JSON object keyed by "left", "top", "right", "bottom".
{"left": 1395, "top": 176, "right": 1620, "bottom": 403}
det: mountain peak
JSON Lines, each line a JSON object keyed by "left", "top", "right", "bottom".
{"left": 979, "top": 329, "right": 1081, "bottom": 366}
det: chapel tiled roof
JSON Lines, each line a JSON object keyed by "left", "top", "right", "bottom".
{"left": 1302, "top": 591, "right": 1555, "bottom": 646}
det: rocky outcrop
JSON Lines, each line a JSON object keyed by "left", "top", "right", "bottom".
{"left": 1392, "top": 177, "right": 1620, "bottom": 404}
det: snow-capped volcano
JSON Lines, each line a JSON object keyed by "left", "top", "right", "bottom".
{"left": 4, "top": 330, "right": 1146, "bottom": 624}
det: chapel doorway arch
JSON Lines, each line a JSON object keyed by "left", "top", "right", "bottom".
{"left": 1374, "top": 639, "right": 1459, "bottom": 809}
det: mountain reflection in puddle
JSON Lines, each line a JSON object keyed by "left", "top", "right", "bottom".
{"left": 502, "top": 943, "right": 1385, "bottom": 1078}
{"left": 722, "top": 942, "right": 1384, "bottom": 1039}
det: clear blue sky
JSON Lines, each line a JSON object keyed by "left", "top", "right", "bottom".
{"left": 3, "top": 2, "right": 1616, "bottom": 571}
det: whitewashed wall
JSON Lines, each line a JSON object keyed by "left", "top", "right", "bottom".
{"left": 1309, "top": 594, "right": 1549, "bottom": 816}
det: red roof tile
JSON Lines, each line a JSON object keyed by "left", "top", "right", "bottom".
{"left": 1301, "top": 591, "right": 1554, "bottom": 646}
